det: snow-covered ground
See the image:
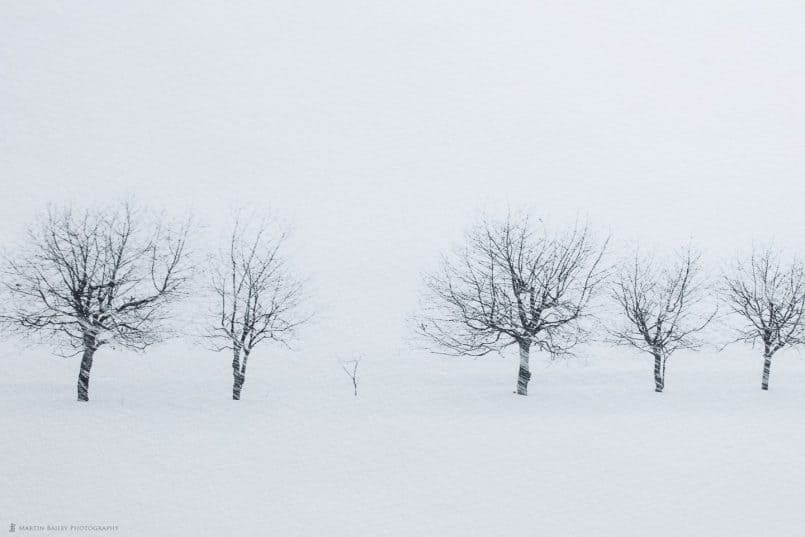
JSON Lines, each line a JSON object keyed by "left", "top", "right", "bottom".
{"left": 2, "top": 344, "right": 803, "bottom": 536}
{"left": 3, "top": 1, "right": 805, "bottom": 535}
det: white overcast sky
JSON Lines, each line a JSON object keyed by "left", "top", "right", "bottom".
{"left": 2, "top": 1, "right": 805, "bottom": 356}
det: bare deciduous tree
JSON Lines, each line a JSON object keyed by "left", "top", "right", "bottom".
{"left": 205, "top": 217, "right": 307, "bottom": 400}
{"left": 0, "top": 203, "right": 191, "bottom": 401}
{"left": 416, "top": 214, "right": 607, "bottom": 396}
{"left": 610, "top": 249, "right": 715, "bottom": 392}
{"left": 723, "top": 247, "right": 805, "bottom": 390}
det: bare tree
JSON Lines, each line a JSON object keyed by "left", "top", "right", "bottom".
{"left": 205, "top": 217, "right": 307, "bottom": 400}
{"left": 0, "top": 202, "right": 191, "bottom": 401}
{"left": 610, "top": 249, "right": 715, "bottom": 392}
{"left": 416, "top": 214, "right": 607, "bottom": 396}
{"left": 722, "top": 247, "right": 805, "bottom": 390}
{"left": 340, "top": 357, "right": 361, "bottom": 397}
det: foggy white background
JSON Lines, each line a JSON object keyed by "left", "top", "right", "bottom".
{"left": 2, "top": 0, "right": 805, "bottom": 359}
{"left": 4, "top": 4, "right": 805, "bottom": 536}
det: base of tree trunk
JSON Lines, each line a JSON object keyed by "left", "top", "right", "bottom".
{"left": 233, "top": 374, "right": 244, "bottom": 400}
{"left": 653, "top": 354, "right": 664, "bottom": 394}
{"left": 77, "top": 347, "right": 95, "bottom": 402}
{"left": 516, "top": 342, "right": 531, "bottom": 396}
{"left": 761, "top": 354, "right": 772, "bottom": 391}
{"left": 516, "top": 366, "right": 531, "bottom": 396}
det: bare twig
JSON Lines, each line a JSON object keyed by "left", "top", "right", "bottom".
{"left": 340, "top": 357, "right": 361, "bottom": 397}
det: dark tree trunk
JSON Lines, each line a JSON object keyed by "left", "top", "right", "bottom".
{"left": 653, "top": 352, "right": 664, "bottom": 393}
{"left": 761, "top": 352, "right": 772, "bottom": 391}
{"left": 77, "top": 334, "right": 97, "bottom": 402}
{"left": 516, "top": 340, "right": 531, "bottom": 396}
{"left": 232, "top": 348, "right": 242, "bottom": 400}
{"left": 232, "top": 349, "right": 249, "bottom": 400}
{"left": 233, "top": 372, "right": 244, "bottom": 400}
